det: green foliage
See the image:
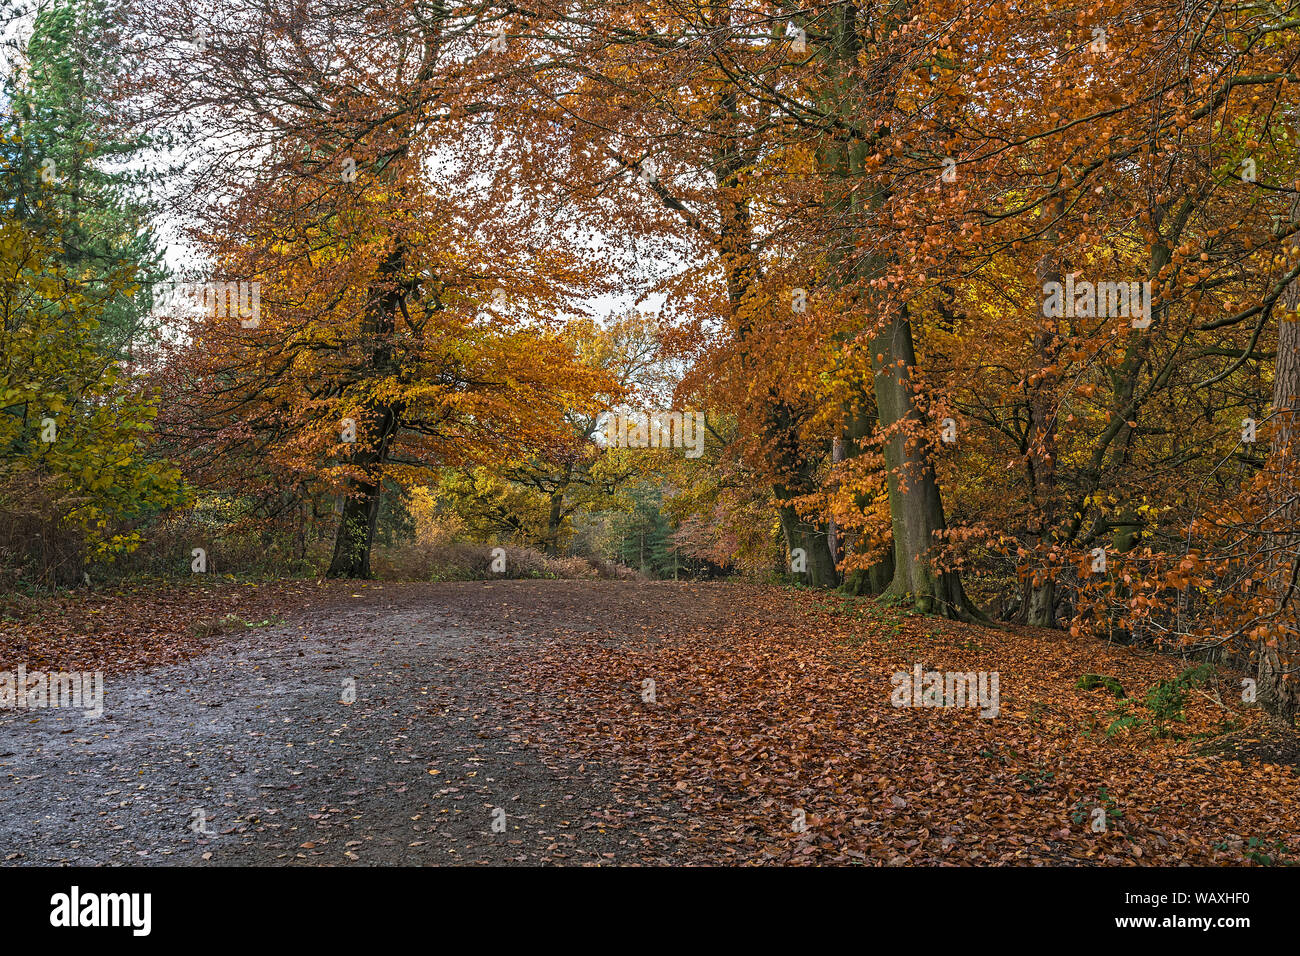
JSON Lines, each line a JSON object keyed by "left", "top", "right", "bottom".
{"left": 1102, "top": 664, "right": 1216, "bottom": 739}
{"left": 1213, "top": 835, "right": 1290, "bottom": 866}
{"left": 8, "top": 0, "right": 165, "bottom": 358}
{"left": 434, "top": 468, "right": 556, "bottom": 547}
{"left": 1243, "top": 837, "right": 1289, "bottom": 866}
{"left": 1070, "top": 787, "right": 1122, "bottom": 828}
{"left": 1145, "top": 663, "right": 1215, "bottom": 724}
{"left": 611, "top": 482, "right": 690, "bottom": 578}
{"left": 1016, "top": 763, "right": 1055, "bottom": 794}
{"left": 1076, "top": 673, "right": 1126, "bottom": 697}
{"left": 0, "top": 180, "right": 186, "bottom": 583}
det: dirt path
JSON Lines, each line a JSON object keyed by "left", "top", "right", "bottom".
{"left": 0, "top": 581, "right": 710, "bottom": 866}
{"left": 4, "top": 579, "right": 1299, "bottom": 866}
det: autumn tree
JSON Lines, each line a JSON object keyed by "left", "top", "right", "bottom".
{"left": 0, "top": 125, "right": 186, "bottom": 584}
{"left": 129, "top": 0, "right": 614, "bottom": 577}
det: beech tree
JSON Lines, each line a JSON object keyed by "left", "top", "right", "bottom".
{"left": 133, "top": 0, "right": 612, "bottom": 576}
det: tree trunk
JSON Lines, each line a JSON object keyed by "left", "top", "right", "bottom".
{"left": 779, "top": 502, "right": 838, "bottom": 587}
{"left": 870, "top": 309, "right": 979, "bottom": 619}
{"left": 841, "top": 549, "right": 895, "bottom": 596}
{"left": 808, "top": 4, "right": 972, "bottom": 613}
{"left": 1259, "top": 300, "right": 1300, "bottom": 719}
{"left": 1025, "top": 195, "right": 1064, "bottom": 626}
{"left": 327, "top": 238, "right": 405, "bottom": 578}
{"left": 1026, "top": 580, "right": 1056, "bottom": 627}
{"left": 328, "top": 404, "right": 396, "bottom": 578}
{"left": 711, "top": 85, "right": 837, "bottom": 588}
{"left": 763, "top": 393, "right": 838, "bottom": 587}
{"left": 329, "top": 485, "right": 380, "bottom": 578}
{"left": 545, "top": 492, "right": 564, "bottom": 556}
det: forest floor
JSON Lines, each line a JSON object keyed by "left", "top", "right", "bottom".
{"left": 1, "top": 579, "right": 1298, "bottom": 866}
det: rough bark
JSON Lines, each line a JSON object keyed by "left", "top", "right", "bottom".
{"left": 544, "top": 492, "right": 565, "bottom": 557}
{"left": 1259, "top": 297, "right": 1300, "bottom": 719}
{"left": 811, "top": 3, "right": 972, "bottom": 615}
{"left": 1025, "top": 195, "right": 1064, "bottom": 626}
{"left": 712, "top": 85, "right": 836, "bottom": 587}
{"left": 327, "top": 242, "right": 404, "bottom": 578}
{"left": 869, "top": 309, "right": 979, "bottom": 619}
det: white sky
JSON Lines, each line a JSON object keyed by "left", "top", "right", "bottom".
{"left": 2, "top": 1, "right": 684, "bottom": 332}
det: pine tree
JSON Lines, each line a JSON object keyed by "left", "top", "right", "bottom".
{"left": 9, "top": 0, "right": 164, "bottom": 359}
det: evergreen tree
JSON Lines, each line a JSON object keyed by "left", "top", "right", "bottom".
{"left": 614, "top": 483, "right": 685, "bottom": 579}
{"left": 8, "top": 0, "right": 164, "bottom": 359}
{"left": 1, "top": 118, "right": 186, "bottom": 584}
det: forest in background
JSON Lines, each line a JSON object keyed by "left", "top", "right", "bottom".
{"left": 4, "top": 0, "right": 1300, "bottom": 722}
